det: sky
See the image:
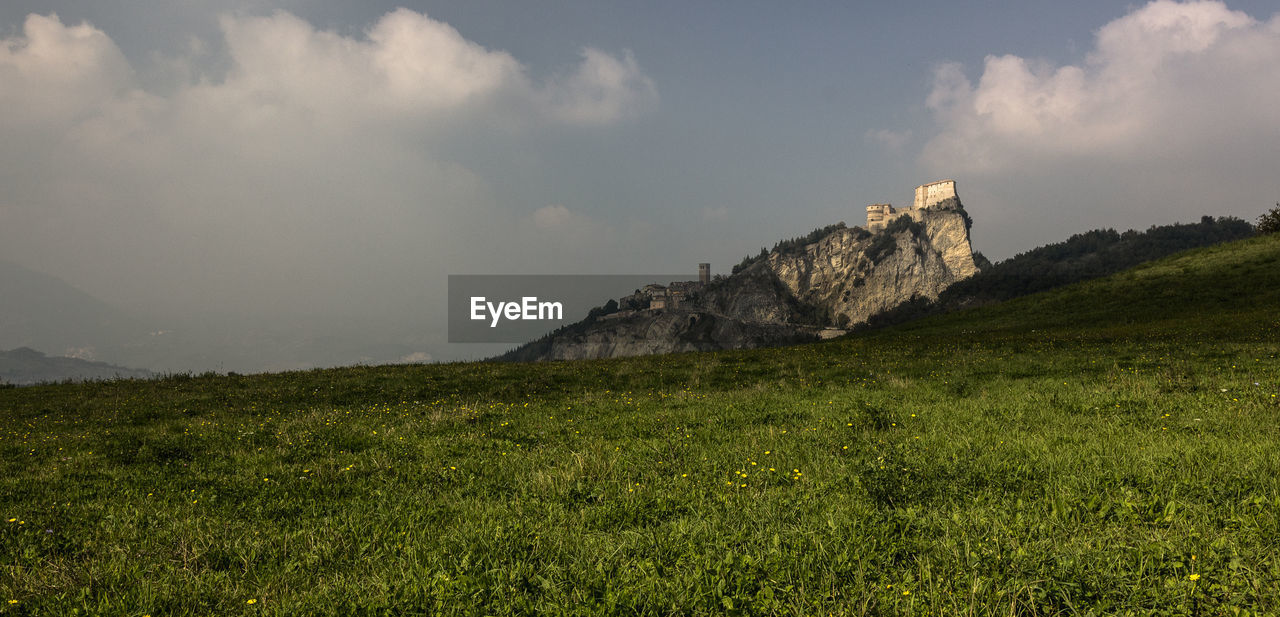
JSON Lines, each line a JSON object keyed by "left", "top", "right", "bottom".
{"left": 2, "top": 1, "right": 1279, "bottom": 368}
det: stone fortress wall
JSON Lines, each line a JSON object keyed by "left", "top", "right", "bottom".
{"left": 866, "top": 179, "right": 957, "bottom": 232}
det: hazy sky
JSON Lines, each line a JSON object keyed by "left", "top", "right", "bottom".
{"left": 3, "top": 1, "right": 1279, "bottom": 365}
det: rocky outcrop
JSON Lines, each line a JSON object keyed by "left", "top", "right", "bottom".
{"left": 501, "top": 199, "right": 980, "bottom": 362}
{"left": 769, "top": 200, "right": 978, "bottom": 327}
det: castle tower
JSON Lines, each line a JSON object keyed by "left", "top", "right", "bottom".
{"left": 698, "top": 263, "right": 710, "bottom": 284}
{"left": 913, "top": 179, "right": 957, "bottom": 209}
{"left": 865, "top": 204, "right": 894, "bottom": 232}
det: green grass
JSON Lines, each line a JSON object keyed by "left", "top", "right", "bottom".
{"left": 2, "top": 235, "right": 1279, "bottom": 616}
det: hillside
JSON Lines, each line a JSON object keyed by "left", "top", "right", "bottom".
{"left": 863, "top": 215, "right": 1255, "bottom": 329}
{"left": 1, "top": 234, "right": 1278, "bottom": 615}
{"left": 890, "top": 228, "right": 1279, "bottom": 341}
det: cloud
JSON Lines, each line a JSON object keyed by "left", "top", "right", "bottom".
{"left": 0, "top": 8, "right": 657, "bottom": 150}
{"left": 0, "top": 9, "right": 657, "bottom": 366}
{"left": 923, "top": 1, "right": 1280, "bottom": 173}
{"left": 213, "top": 9, "right": 526, "bottom": 120}
{"left": 0, "top": 13, "right": 134, "bottom": 128}
{"left": 917, "top": 0, "right": 1280, "bottom": 261}
{"left": 539, "top": 48, "right": 658, "bottom": 125}
{"left": 192, "top": 9, "right": 653, "bottom": 129}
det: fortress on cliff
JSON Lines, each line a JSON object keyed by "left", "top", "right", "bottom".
{"left": 618, "top": 180, "right": 963, "bottom": 314}
{"left": 865, "top": 179, "right": 958, "bottom": 232}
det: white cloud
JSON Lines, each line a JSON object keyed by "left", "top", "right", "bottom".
{"left": 213, "top": 9, "right": 526, "bottom": 120}
{"left": 0, "top": 9, "right": 657, "bottom": 353}
{"left": 918, "top": 1, "right": 1280, "bottom": 261}
{"left": 0, "top": 14, "right": 134, "bottom": 128}
{"left": 0, "top": 8, "right": 657, "bottom": 144}
{"left": 368, "top": 8, "right": 524, "bottom": 110}
{"left": 923, "top": 0, "right": 1280, "bottom": 173}
{"left": 539, "top": 48, "right": 658, "bottom": 125}
{"left": 188, "top": 9, "right": 652, "bottom": 130}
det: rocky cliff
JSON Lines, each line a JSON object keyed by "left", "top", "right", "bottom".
{"left": 501, "top": 199, "right": 980, "bottom": 362}
{"left": 766, "top": 199, "right": 978, "bottom": 327}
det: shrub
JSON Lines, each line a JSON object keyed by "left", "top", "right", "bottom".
{"left": 864, "top": 232, "right": 898, "bottom": 264}
{"left": 1258, "top": 203, "right": 1280, "bottom": 234}
{"left": 866, "top": 216, "right": 922, "bottom": 265}
{"left": 732, "top": 223, "right": 849, "bottom": 274}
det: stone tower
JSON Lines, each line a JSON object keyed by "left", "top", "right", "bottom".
{"left": 865, "top": 204, "right": 895, "bottom": 232}
{"left": 698, "top": 263, "right": 710, "bottom": 285}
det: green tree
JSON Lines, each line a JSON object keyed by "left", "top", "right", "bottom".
{"left": 1258, "top": 203, "right": 1280, "bottom": 234}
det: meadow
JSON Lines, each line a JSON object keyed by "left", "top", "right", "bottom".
{"left": 1, "top": 234, "right": 1278, "bottom": 615}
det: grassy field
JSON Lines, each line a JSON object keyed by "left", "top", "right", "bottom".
{"left": 2, "top": 235, "right": 1278, "bottom": 616}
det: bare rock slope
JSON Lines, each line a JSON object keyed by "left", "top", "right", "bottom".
{"left": 766, "top": 200, "right": 978, "bottom": 327}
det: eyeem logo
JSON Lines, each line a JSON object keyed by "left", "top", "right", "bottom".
{"left": 449, "top": 274, "right": 689, "bottom": 343}
{"left": 471, "top": 297, "right": 563, "bottom": 327}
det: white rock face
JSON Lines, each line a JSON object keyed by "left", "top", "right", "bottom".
{"left": 769, "top": 205, "right": 977, "bottom": 327}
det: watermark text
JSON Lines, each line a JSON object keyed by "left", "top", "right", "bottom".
{"left": 470, "top": 296, "right": 564, "bottom": 327}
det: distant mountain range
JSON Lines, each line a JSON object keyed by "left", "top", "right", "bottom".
{"left": 0, "top": 347, "right": 152, "bottom": 386}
